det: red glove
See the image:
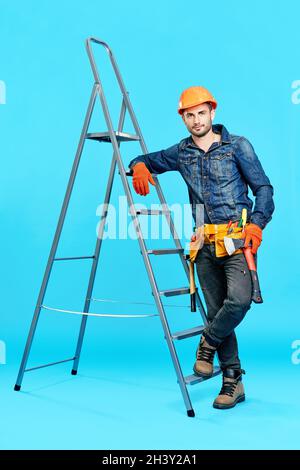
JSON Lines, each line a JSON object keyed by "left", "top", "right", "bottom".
{"left": 244, "top": 223, "right": 262, "bottom": 254}
{"left": 132, "top": 162, "right": 156, "bottom": 196}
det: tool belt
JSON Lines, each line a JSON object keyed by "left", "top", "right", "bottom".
{"left": 188, "top": 217, "right": 249, "bottom": 311}
{"left": 203, "top": 222, "right": 248, "bottom": 257}
{"left": 189, "top": 222, "right": 249, "bottom": 262}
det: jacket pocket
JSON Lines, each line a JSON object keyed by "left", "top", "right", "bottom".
{"left": 210, "top": 152, "right": 233, "bottom": 179}
{"left": 178, "top": 155, "right": 198, "bottom": 180}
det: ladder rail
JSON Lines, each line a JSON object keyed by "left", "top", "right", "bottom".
{"left": 83, "top": 39, "right": 196, "bottom": 413}
{"left": 154, "top": 183, "right": 208, "bottom": 325}
{"left": 14, "top": 84, "right": 98, "bottom": 389}
{"left": 65, "top": 66, "right": 194, "bottom": 414}
{"left": 72, "top": 98, "right": 127, "bottom": 373}
{"left": 86, "top": 36, "right": 208, "bottom": 325}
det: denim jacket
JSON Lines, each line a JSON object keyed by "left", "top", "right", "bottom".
{"left": 128, "top": 124, "right": 275, "bottom": 229}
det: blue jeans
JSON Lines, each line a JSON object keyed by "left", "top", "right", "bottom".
{"left": 195, "top": 244, "right": 254, "bottom": 371}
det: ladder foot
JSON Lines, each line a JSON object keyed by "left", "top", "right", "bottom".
{"left": 14, "top": 384, "right": 21, "bottom": 391}
{"left": 71, "top": 369, "right": 77, "bottom": 375}
{"left": 187, "top": 409, "right": 195, "bottom": 418}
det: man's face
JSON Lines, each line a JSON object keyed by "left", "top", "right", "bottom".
{"left": 181, "top": 102, "right": 215, "bottom": 137}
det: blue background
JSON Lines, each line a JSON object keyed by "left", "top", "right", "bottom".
{"left": 1, "top": 0, "right": 300, "bottom": 450}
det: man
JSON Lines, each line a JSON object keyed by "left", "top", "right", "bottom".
{"left": 128, "top": 86, "right": 274, "bottom": 410}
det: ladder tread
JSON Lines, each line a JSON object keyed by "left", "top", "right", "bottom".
{"left": 86, "top": 131, "right": 140, "bottom": 142}
{"left": 185, "top": 367, "right": 222, "bottom": 385}
{"left": 136, "top": 209, "right": 171, "bottom": 216}
{"left": 159, "top": 287, "right": 190, "bottom": 297}
{"left": 126, "top": 170, "right": 157, "bottom": 177}
{"left": 147, "top": 248, "right": 184, "bottom": 255}
{"left": 172, "top": 325, "right": 205, "bottom": 340}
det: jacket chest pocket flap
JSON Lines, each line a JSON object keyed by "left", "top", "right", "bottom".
{"left": 178, "top": 154, "right": 198, "bottom": 177}
{"left": 210, "top": 151, "right": 233, "bottom": 176}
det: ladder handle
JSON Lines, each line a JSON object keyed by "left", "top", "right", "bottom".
{"left": 86, "top": 37, "right": 112, "bottom": 60}
{"left": 85, "top": 37, "right": 149, "bottom": 157}
{"left": 86, "top": 37, "right": 118, "bottom": 86}
{"left": 86, "top": 37, "right": 108, "bottom": 84}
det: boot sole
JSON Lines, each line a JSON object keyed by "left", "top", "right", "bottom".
{"left": 193, "top": 366, "right": 213, "bottom": 379}
{"left": 213, "top": 394, "right": 246, "bottom": 410}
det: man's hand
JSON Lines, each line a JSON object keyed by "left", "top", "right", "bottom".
{"left": 244, "top": 223, "right": 262, "bottom": 254}
{"left": 132, "top": 162, "right": 156, "bottom": 196}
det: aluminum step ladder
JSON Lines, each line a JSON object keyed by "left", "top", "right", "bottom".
{"left": 14, "top": 37, "right": 221, "bottom": 417}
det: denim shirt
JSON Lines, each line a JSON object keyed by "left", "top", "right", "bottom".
{"left": 128, "top": 124, "right": 275, "bottom": 229}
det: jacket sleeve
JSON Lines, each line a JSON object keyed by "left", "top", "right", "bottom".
{"left": 235, "top": 137, "right": 275, "bottom": 229}
{"left": 128, "top": 143, "right": 179, "bottom": 174}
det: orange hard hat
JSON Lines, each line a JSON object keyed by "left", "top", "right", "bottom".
{"left": 178, "top": 86, "right": 217, "bottom": 115}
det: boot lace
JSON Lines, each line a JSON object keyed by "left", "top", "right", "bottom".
{"left": 220, "top": 370, "right": 245, "bottom": 397}
{"left": 196, "top": 344, "right": 215, "bottom": 364}
{"left": 219, "top": 380, "right": 238, "bottom": 397}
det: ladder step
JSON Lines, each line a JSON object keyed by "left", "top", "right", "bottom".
{"left": 159, "top": 287, "right": 190, "bottom": 297}
{"left": 184, "top": 367, "right": 222, "bottom": 385}
{"left": 147, "top": 248, "right": 184, "bottom": 255}
{"left": 126, "top": 170, "right": 157, "bottom": 177}
{"left": 172, "top": 325, "right": 205, "bottom": 340}
{"left": 86, "top": 131, "right": 140, "bottom": 143}
{"left": 136, "top": 209, "right": 170, "bottom": 216}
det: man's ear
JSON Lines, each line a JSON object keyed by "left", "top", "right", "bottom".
{"left": 211, "top": 108, "right": 216, "bottom": 121}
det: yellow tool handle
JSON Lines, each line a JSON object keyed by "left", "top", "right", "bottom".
{"left": 189, "top": 262, "right": 196, "bottom": 312}
{"left": 189, "top": 262, "right": 196, "bottom": 295}
{"left": 242, "top": 208, "right": 247, "bottom": 228}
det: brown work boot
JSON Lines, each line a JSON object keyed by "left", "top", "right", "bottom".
{"left": 213, "top": 368, "right": 246, "bottom": 409}
{"left": 193, "top": 335, "right": 217, "bottom": 378}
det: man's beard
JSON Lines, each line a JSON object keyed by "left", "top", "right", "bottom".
{"left": 190, "top": 122, "right": 212, "bottom": 138}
